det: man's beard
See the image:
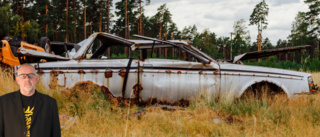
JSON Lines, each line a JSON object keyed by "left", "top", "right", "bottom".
{"left": 23, "top": 82, "right": 34, "bottom": 92}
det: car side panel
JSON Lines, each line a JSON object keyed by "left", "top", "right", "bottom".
{"left": 218, "top": 64, "right": 310, "bottom": 97}
{"left": 138, "top": 59, "right": 220, "bottom": 103}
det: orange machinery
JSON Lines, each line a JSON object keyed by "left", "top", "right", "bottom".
{"left": 0, "top": 37, "right": 48, "bottom": 66}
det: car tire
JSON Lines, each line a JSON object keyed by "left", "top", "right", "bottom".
{"left": 39, "top": 37, "right": 51, "bottom": 53}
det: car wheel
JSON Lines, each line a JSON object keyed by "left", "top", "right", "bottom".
{"left": 241, "top": 83, "right": 287, "bottom": 100}
{"left": 39, "top": 37, "right": 51, "bottom": 53}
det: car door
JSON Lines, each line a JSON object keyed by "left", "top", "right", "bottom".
{"left": 138, "top": 59, "right": 220, "bottom": 104}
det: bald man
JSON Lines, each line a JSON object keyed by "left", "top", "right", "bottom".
{"left": 0, "top": 64, "right": 61, "bottom": 137}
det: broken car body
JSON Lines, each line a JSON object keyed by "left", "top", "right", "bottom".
{"left": 15, "top": 32, "right": 317, "bottom": 105}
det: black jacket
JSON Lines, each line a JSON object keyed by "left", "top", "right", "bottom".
{"left": 0, "top": 90, "right": 61, "bottom": 137}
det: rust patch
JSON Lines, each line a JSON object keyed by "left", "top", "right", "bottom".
{"left": 133, "top": 84, "right": 143, "bottom": 103}
{"left": 177, "top": 71, "right": 182, "bottom": 74}
{"left": 139, "top": 58, "right": 146, "bottom": 61}
{"left": 78, "top": 70, "right": 85, "bottom": 74}
{"left": 166, "top": 70, "right": 171, "bottom": 73}
{"left": 91, "top": 69, "right": 98, "bottom": 74}
{"left": 139, "top": 67, "right": 143, "bottom": 72}
{"left": 214, "top": 69, "right": 220, "bottom": 75}
{"left": 100, "top": 83, "right": 189, "bottom": 107}
{"left": 101, "top": 85, "right": 138, "bottom": 107}
{"left": 37, "top": 69, "right": 44, "bottom": 75}
{"left": 101, "top": 86, "right": 122, "bottom": 106}
{"left": 199, "top": 71, "right": 203, "bottom": 74}
{"left": 119, "top": 69, "right": 126, "bottom": 77}
{"left": 50, "top": 70, "right": 63, "bottom": 76}
{"left": 104, "top": 69, "right": 113, "bottom": 78}
{"left": 49, "top": 71, "right": 63, "bottom": 89}
{"left": 64, "top": 81, "right": 190, "bottom": 108}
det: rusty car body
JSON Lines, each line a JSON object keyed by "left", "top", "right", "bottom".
{"left": 14, "top": 32, "right": 317, "bottom": 105}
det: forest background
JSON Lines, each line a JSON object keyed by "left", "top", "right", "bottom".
{"left": 1, "top": 0, "right": 320, "bottom": 71}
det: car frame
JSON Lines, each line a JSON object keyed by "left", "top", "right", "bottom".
{"left": 15, "top": 32, "right": 318, "bottom": 105}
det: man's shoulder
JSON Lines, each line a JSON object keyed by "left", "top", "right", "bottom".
{"left": 0, "top": 91, "right": 19, "bottom": 99}
{"left": 0, "top": 91, "right": 19, "bottom": 105}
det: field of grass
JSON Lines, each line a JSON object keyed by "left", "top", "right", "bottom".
{"left": 1, "top": 67, "right": 320, "bottom": 136}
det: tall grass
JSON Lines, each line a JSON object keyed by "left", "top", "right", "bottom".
{"left": 1, "top": 68, "right": 320, "bottom": 136}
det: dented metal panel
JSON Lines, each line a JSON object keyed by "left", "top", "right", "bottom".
{"left": 233, "top": 45, "right": 311, "bottom": 63}
{"left": 72, "top": 33, "right": 135, "bottom": 60}
{"left": 17, "top": 48, "right": 70, "bottom": 61}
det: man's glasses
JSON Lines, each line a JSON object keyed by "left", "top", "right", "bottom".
{"left": 17, "top": 73, "right": 37, "bottom": 79}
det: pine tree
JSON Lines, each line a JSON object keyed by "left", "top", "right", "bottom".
{"left": 249, "top": 0, "right": 269, "bottom": 51}
{"left": 112, "top": 0, "right": 138, "bottom": 38}
{"left": 138, "top": 0, "right": 150, "bottom": 35}
{"left": 304, "top": 0, "right": 320, "bottom": 39}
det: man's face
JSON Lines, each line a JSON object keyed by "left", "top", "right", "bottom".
{"left": 16, "top": 65, "right": 39, "bottom": 94}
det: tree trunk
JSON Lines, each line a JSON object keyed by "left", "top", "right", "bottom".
{"left": 125, "top": 0, "right": 128, "bottom": 39}
{"left": 106, "top": 0, "right": 110, "bottom": 57}
{"left": 73, "top": 0, "right": 77, "bottom": 41}
{"left": 165, "top": 33, "right": 167, "bottom": 58}
{"left": 107, "top": 0, "right": 110, "bottom": 33}
{"left": 21, "top": 0, "right": 24, "bottom": 20}
{"left": 159, "top": 23, "right": 162, "bottom": 57}
{"left": 16, "top": 0, "right": 18, "bottom": 15}
{"left": 90, "top": 22, "right": 92, "bottom": 35}
{"left": 99, "top": 1, "right": 102, "bottom": 32}
{"left": 84, "top": 0, "right": 86, "bottom": 39}
{"left": 125, "top": 0, "right": 128, "bottom": 55}
{"left": 139, "top": 0, "right": 142, "bottom": 35}
{"left": 46, "top": 4, "right": 48, "bottom": 36}
{"left": 172, "top": 32, "right": 175, "bottom": 58}
{"left": 65, "top": 0, "right": 69, "bottom": 42}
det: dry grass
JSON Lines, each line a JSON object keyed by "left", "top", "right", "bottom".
{"left": 1, "top": 68, "right": 320, "bottom": 136}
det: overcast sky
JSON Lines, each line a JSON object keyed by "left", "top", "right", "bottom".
{"left": 114, "top": 0, "right": 309, "bottom": 45}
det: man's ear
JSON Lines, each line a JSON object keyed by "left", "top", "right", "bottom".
{"left": 16, "top": 77, "right": 20, "bottom": 85}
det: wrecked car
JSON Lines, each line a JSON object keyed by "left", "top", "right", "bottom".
{"left": 14, "top": 32, "right": 318, "bottom": 105}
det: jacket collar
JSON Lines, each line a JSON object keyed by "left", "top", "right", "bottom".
{"left": 31, "top": 90, "right": 42, "bottom": 126}
{"left": 13, "top": 90, "right": 25, "bottom": 126}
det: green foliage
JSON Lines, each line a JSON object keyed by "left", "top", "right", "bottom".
{"left": 304, "top": 0, "right": 320, "bottom": 39}
{"left": 111, "top": 53, "right": 128, "bottom": 58}
{"left": 113, "top": 0, "right": 139, "bottom": 38}
{"left": 193, "top": 29, "right": 219, "bottom": 58}
{"left": 0, "top": 4, "right": 20, "bottom": 38}
{"left": 24, "top": 20, "right": 41, "bottom": 43}
{"left": 288, "top": 12, "right": 311, "bottom": 45}
{"left": 244, "top": 56, "right": 320, "bottom": 72}
{"left": 249, "top": 0, "right": 269, "bottom": 32}
{"left": 232, "top": 34, "right": 249, "bottom": 57}
{"left": 261, "top": 37, "right": 273, "bottom": 50}
{"left": 233, "top": 19, "right": 250, "bottom": 44}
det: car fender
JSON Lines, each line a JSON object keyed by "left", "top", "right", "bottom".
{"left": 238, "top": 78, "right": 290, "bottom": 98}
